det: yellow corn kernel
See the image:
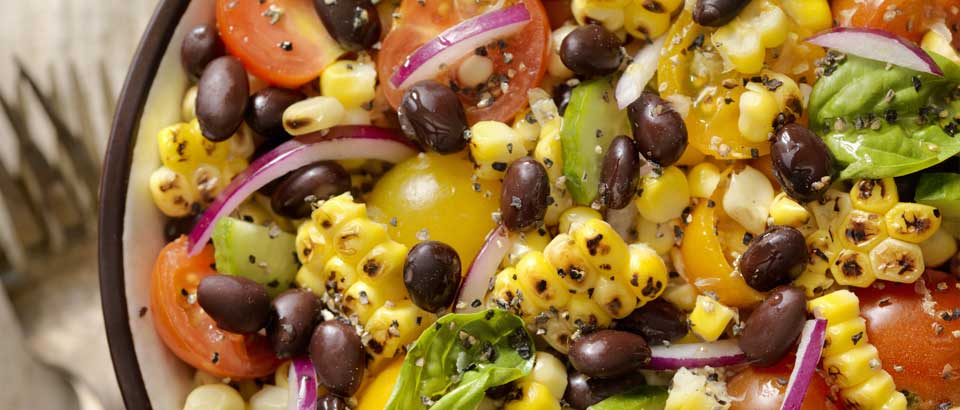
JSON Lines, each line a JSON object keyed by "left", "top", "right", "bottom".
{"left": 738, "top": 83, "right": 779, "bottom": 143}
{"left": 687, "top": 162, "right": 721, "bottom": 199}
{"left": 364, "top": 300, "right": 435, "bottom": 369}
{"left": 689, "top": 295, "right": 737, "bottom": 342}
{"left": 315, "top": 193, "right": 367, "bottom": 231}
{"left": 342, "top": 281, "right": 386, "bottom": 323}
{"left": 566, "top": 294, "right": 613, "bottom": 329}
{"left": 831, "top": 248, "right": 877, "bottom": 288}
{"left": 824, "top": 344, "right": 882, "bottom": 388}
{"left": 526, "top": 352, "right": 568, "bottom": 399}
{"left": 158, "top": 120, "right": 229, "bottom": 175}
{"left": 491, "top": 267, "right": 520, "bottom": 308}
{"left": 636, "top": 166, "right": 691, "bottom": 223}
{"left": 823, "top": 317, "right": 869, "bottom": 357}
{"left": 357, "top": 241, "right": 408, "bottom": 288}
{"left": 920, "top": 227, "right": 957, "bottom": 268}
{"left": 808, "top": 289, "right": 861, "bottom": 322}
{"left": 868, "top": 238, "right": 925, "bottom": 283}
{"left": 880, "top": 391, "right": 908, "bottom": 410}
{"left": 571, "top": 0, "right": 626, "bottom": 32}
{"left": 770, "top": 192, "right": 811, "bottom": 227}
{"left": 505, "top": 381, "right": 561, "bottom": 410}
{"left": 548, "top": 25, "right": 576, "bottom": 79}
{"left": 323, "top": 256, "right": 358, "bottom": 294}
{"left": 273, "top": 361, "right": 291, "bottom": 387}
{"left": 665, "top": 368, "right": 730, "bottom": 410}
{"left": 544, "top": 233, "right": 598, "bottom": 292}
{"left": 780, "top": 0, "right": 831, "bottom": 31}
{"left": 183, "top": 384, "right": 246, "bottom": 410}
{"left": 636, "top": 217, "right": 678, "bottom": 255}
{"left": 572, "top": 219, "right": 628, "bottom": 275}
{"left": 516, "top": 251, "right": 572, "bottom": 310}
{"left": 182, "top": 86, "right": 198, "bottom": 121}
{"left": 837, "top": 210, "right": 887, "bottom": 251}
{"left": 321, "top": 60, "right": 377, "bottom": 109}
{"left": 841, "top": 371, "right": 896, "bottom": 410}
{"left": 625, "top": 243, "right": 668, "bottom": 303}
{"left": 623, "top": 0, "right": 673, "bottom": 40}
{"left": 559, "top": 206, "right": 603, "bottom": 234}
{"left": 809, "top": 190, "right": 854, "bottom": 232}
{"left": 793, "top": 263, "right": 834, "bottom": 298}
{"left": 535, "top": 121, "right": 564, "bottom": 181}
{"left": 662, "top": 281, "right": 698, "bottom": 312}
{"left": 765, "top": 71, "right": 803, "bottom": 118}
{"left": 296, "top": 223, "right": 333, "bottom": 272}
{"left": 149, "top": 166, "right": 197, "bottom": 217}
{"left": 282, "top": 96, "right": 345, "bottom": 136}
{"left": 470, "top": 120, "right": 530, "bottom": 180}
{"left": 192, "top": 163, "right": 227, "bottom": 204}
{"left": 333, "top": 218, "right": 389, "bottom": 264}
{"left": 507, "top": 228, "right": 552, "bottom": 265}
{"left": 884, "top": 203, "right": 943, "bottom": 243}
{"left": 513, "top": 111, "right": 541, "bottom": 152}
{"left": 850, "top": 179, "right": 899, "bottom": 214}
{"left": 722, "top": 165, "right": 775, "bottom": 234}
{"left": 593, "top": 275, "right": 637, "bottom": 319}
{"left": 922, "top": 27, "right": 960, "bottom": 64}
{"left": 712, "top": 0, "right": 788, "bottom": 74}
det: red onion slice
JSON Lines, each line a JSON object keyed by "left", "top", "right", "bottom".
{"left": 454, "top": 224, "right": 512, "bottom": 313}
{"left": 780, "top": 319, "right": 827, "bottom": 410}
{"left": 616, "top": 35, "right": 666, "bottom": 110}
{"left": 806, "top": 27, "right": 944, "bottom": 76}
{"left": 187, "top": 126, "right": 419, "bottom": 256}
{"left": 389, "top": 4, "right": 532, "bottom": 89}
{"left": 647, "top": 339, "right": 747, "bottom": 370}
{"left": 288, "top": 356, "right": 318, "bottom": 410}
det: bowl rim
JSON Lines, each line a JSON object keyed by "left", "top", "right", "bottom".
{"left": 99, "top": 1, "right": 191, "bottom": 409}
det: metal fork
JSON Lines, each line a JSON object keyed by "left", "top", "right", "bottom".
{"left": 0, "top": 60, "right": 122, "bottom": 410}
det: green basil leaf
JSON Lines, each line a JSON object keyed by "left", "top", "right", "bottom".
{"left": 822, "top": 124, "right": 960, "bottom": 180}
{"left": 588, "top": 386, "right": 668, "bottom": 410}
{"left": 384, "top": 309, "right": 535, "bottom": 410}
{"left": 916, "top": 172, "right": 960, "bottom": 220}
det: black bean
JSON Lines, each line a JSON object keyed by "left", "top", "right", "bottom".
{"left": 628, "top": 92, "right": 688, "bottom": 167}
{"left": 739, "top": 226, "right": 807, "bottom": 292}
{"left": 771, "top": 123, "right": 835, "bottom": 202}
{"left": 564, "top": 371, "right": 647, "bottom": 410}
{"left": 693, "top": 0, "right": 751, "bottom": 27}
{"left": 267, "top": 289, "right": 322, "bottom": 358}
{"left": 615, "top": 299, "right": 687, "bottom": 345}
{"left": 500, "top": 157, "right": 550, "bottom": 231}
{"left": 739, "top": 286, "right": 807, "bottom": 366}
{"left": 270, "top": 161, "right": 351, "bottom": 219}
{"left": 568, "top": 330, "right": 651, "bottom": 378}
{"left": 600, "top": 136, "right": 641, "bottom": 210}
{"left": 196, "top": 275, "right": 271, "bottom": 334}
{"left": 313, "top": 0, "right": 381, "bottom": 51}
{"left": 398, "top": 81, "right": 469, "bottom": 154}
{"left": 181, "top": 23, "right": 225, "bottom": 79}
{"left": 163, "top": 213, "right": 202, "bottom": 242}
{"left": 560, "top": 25, "right": 623, "bottom": 77}
{"left": 310, "top": 320, "right": 365, "bottom": 397}
{"left": 246, "top": 87, "right": 307, "bottom": 141}
{"left": 196, "top": 56, "right": 249, "bottom": 142}
{"left": 317, "top": 394, "right": 349, "bottom": 410}
{"left": 403, "top": 241, "right": 462, "bottom": 313}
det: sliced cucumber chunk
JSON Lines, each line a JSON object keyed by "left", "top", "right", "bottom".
{"left": 212, "top": 217, "right": 298, "bottom": 297}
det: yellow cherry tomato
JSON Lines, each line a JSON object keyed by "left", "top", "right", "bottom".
{"left": 357, "top": 358, "right": 404, "bottom": 410}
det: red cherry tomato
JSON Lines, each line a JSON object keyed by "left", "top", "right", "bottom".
{"left": 216, "top": 0, "right": 345, "bottom": 88}
{"left": 856, "top": 271, "right": 960, "bottom": 409}
{"left": 832, "top": 0, "right": 960, "bottom": 45}
{"left": 151, "top": 237, "right": 281, "bottom": 379}
{"left": 727, "top": 357, "right": 837, "bottom": 410}
{"left": 377, "top": 0, "right": 550, "bottom": 124}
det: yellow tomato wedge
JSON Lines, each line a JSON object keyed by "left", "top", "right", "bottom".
{"left": 358, "top": 358, "right": 404, "bottom": 410}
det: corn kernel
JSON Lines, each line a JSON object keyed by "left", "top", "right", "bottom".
{"left": 158, "top": 120, "right": 229, "bottom": 175}
{"left": 321, "top": 60, "right": 377, "bottom": 109}
{"left": 636, "top": 166, "right": 691, "bottom": 223}
{"left": 357, "top": 241, "right": 408, "bottom": 287}
{"left": 920, "top": 227, "right": 957, "bottom": 268}
{"left": 545, "top": 233, "right": 598, "bottom": 292}
{"left": 548, "top": 25, "right": 576, "bottom": 79}
{"left": 841, "top": 371, "right": 896, "bottom": 410}
{"left": 880, "top": 391, "right": 908, "bottom": 410}
{"left": 868, "top": 238, "right": 924, "bottom": 283}
{"left": 183, "top": 384, "right": 245, "bottom": 410}
{"left": 824, "top": 344, "right": 882, "bottom": 388}
{"left": 593, "top": 275, "right": 637, "bottom": 318}
{"left": 831, "top": 248, "right": 877, "bottom": 288}
{"left": 333, "top": 218, "right": 390, "bottom": 264}
{"left": 687, "top": 162, "right": 721, "bottom": 199}
{"left": 323, "top": 256, "right": 358, "bottom": 294}
{"left": 316, "top": 193, "right": 367, "bottom": 230}
{"left": 513, "top": 111, "right": 541, "bottom": 152}
{"left": 836, "top": 210, "right": 888, "bottom": 251}
{"left": 823, "top": 317, "right": 869, "bottom": 357}
{"left": 507, "top": 229, "right": 552, "bottom": 265}
{"left": 572, "top": 219, "right": 628, "bottom": 275}
{"left": 636, "top": 217, "right": 678, "bottom": 255}
{"left": 624, "top": 0, "right": 672, "bottom": 40}
{"left": 516, "top": 251, "right": 572, "bottom": 310}
{"left": 149, "top": 166, "right": 198, "bottom": 217}
{"left": 505, "top": 381, "right": 561, "bottom": 410}
{"left": 922, "top": 27, "right": 960, "bottom": 64}
{"left": 625, "top": 243, "right": 668, "bottom": 303}
{"left": 712, "top": 0, "right": 788, "bottom": 74}
{"left": 884, "top": 203, "right": 943, "bottom": 243}
{"left": 662, "top": 281, "right": 698, "bottom": 312}
{"left": 689, "top": 295, "right": 737, "bottom": 342}
{"left": 182, "top": 86, "right": 198, "bottom": 122}
{"left": 470, "top": 121, "right": 530, "bottom": 180}
{"left": 342, "top": 281, "right": 386, "bottom": 323}
{"left": 738, "top": 83, "right": 779, "bottom": 143}
{"left": 809, "top": 190, "right": 853, "bottom": 233}
{"left": 780, "top": 0, "right": 832, "bottom": 31}
{"left": 364, "top": 300, "right": 435, "bottom": 369}
{"left": 559, "top": 206, "right": 603, "bottom": 234}
{"left": 282, "top": 96, "right": 346, "bottom": 136}
{"left": 808, "top": 290, "right": 861, "bottom": 322}
{"left": 571, "top": 0, "right": 625, "bottom": 32}
{"left": 526, "top": 352, "right": 568, "bottom": 399}
{"left": 565, "top": 294, "right": 613, "bottom": 329}
{"left": 850, "top": 178, "right": 899, "bottom": 214}
{"left": 722, "top": 165, "right": 774, "bottom": 234}
{"left": 770, "top": 192, "right": 810, "bottom": 227}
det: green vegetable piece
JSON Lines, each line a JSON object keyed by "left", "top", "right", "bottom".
{"left": 212, "top": 217, "right": 298, "bottom": 297}
{"left": 808, "top": 53, "right": 960, "bottom": 180}
{"left": 916, "top": 172, "right": 960, "bottom": 221}
{"left": 384, "top": 309, "right": 535, "bottom": 410}
{"left": 588, "top": 386, "right": 668, "bottom": 410}
{"left": 561, "top": 77, "right": 630, "bottom": 205}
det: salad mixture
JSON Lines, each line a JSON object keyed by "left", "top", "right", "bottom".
{"left": 145, "top": 0, "right": 960, "bottom": 409}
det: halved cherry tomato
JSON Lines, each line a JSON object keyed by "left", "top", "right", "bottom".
{"left": 377, "top": 0, "right": 550, "bottom": 124}
{"left": 151, "top": 237, "right": 281, "bottom": 379}
{"left": 832, "top": 0, "right": 960, "bottom": 45}
{"left": 856, "top": 270, "right": 960, "bottom": 409}
{"left": 216, "top": 0, "right": 345, "bottom": 88}
{"left": 727, "top": 356, "right": 836, "bottom": 410}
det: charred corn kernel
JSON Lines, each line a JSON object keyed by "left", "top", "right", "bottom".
{"left": 507, "top": 229, "right": 552, "bottom": 265}
{"left": 851, "top": 179, "right": 899, "bottom": 214}
{"left": 526, "top": 352, "right": 568, "bottom": 399}
{"left": 831, "top": 248, "right": 877, "bottom": 287}
{"left": 722, "top": 165, "right": 775, "bottom": 234}
{"left": 623, "top": 0, "right": 680, "bottom": 40}
{"left": 505, "top": 381, "right": 561, "bottom": 410}
{"left": 780, "top": 0, "right": 831, "bottom": 31}
{"left": 808, "top": 290, "right": 860, "bottom": 322}
{"left": 333, "top": 218, "right": 390, "bottom": 264}
{"left": 548, "top": 25, "right": 576, "bottom": 78}
{"left": 296, "top": 223, "right": 333, "bottom": 273}
{"left": 662, "top": 281, "right": 699, "bottom": 312}
{"left": 149, "top": 166, "right": 198, "bottom": 217}
{"left": 842, "top": 371, "right": 896, "bottom": 410}
{"left": 364, "top": 300, "right": 435, "bottom": 368}
{"left": 920, "top": 227, "right": 957, "bottom": 267}
{"left": 869, "top": 238, "right": 925, "bottom": 283}
{"left": 342, "top": 280, "right": 387, "bottom": 323}
{"left": 770, "top": 193, "right": 810, "bottom": 227}
{"left": 823, "top": 344, "right": 881, "bottom": 388}
{"left": 636, "top": 217, "right": 678, "bottom": 255}
{"left": 183, "top": 384, "right": 245, "bottom": 410}
{"left": 687, "top": 162, "right": 721, "bottom": 199}
{"left": 470, "top": 120, "right": 530, "bottom": 180}
{"left": 182, "top": 86, "right": 198, "bottom": 121}
{"left": 738, "top": 83, "right": 779, "bottom": 143}
{"left": 559, "top": 206, "right": 603, "bottom": 234}
{"left": 571, "top": 0, "right": 625, "bottom": 32}
{"left": 884, "top": 203, "right": 943, "bottom": 243}
{"left": 516, "top": 251, "right": 572, "bottom": 310}
{"left": 566, "top": 293, "right": 613, "bottom": 329}
{"left": 823, "top": 317, "right": 869, "bottom": 357}
{"left": 593, "top": 275, "right": 638, "bottom": 318}
{"left": 879, "top": 391, "right": 908, "bottom": 410}
{"left": 158, "top": 120, "right": 229, "bottom": 175}
{"left": 321, "top": 60, "right": 377, "bottom": 109}
{"left": 689, "top": 295, "right": 737, "bottom": 342}
{"left": 573, "top": 218, "right": 629, "bottom": 274}
{"left": 765, "top": 71, "right": 803, "bottom": 116}
{"left": 315, "top": 193, "right": 367, "bottom": 230}
{"left": 321, "top": 256, "right": 357, "bottom": 294}
{"left": 626, "top": 243, "right": 668, "bottom": 302}
{"left": 793, "top": 262, "right": 834, "bottom": 298}
{"left": 192, "top": 163, "right": 227, "bottom": 204}
{"left": 837, "top": 210, "right": 887, "bottom": 251}
{"left": 636, "top": 166, "right": 691, "bottom": 223}
{"left": 357, "top": 241, "right": 408, "bottom": 288}
{"left": 666, "top": 368, "right": 733, "bottom": 410}
{"left": 922, "top": 27, "right": 960, "bottom": 64}
{"left": 513, "top": 111, "right": 541, "bottom": 152}
{"left": 282, "top": 96, "right": 345, "bottom": 136}
{"left": 544, "top": 233, "right": 597, "bottom": 292}
{"left": 249, "top": 385, "right": 287, "bottom": 410}
{"left": 809, "top": 190, "right": 854, "bottom": 232}
{"left": 712, "top": 0, "right": 788, "bottom": 74}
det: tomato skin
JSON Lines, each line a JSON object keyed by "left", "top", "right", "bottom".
{"left": 727, "top": 357, "right": 836, "bottom": 410}
{"left": 832, "top": 0, "right": 960, "bottom": 44}
{"left": 855, "top": 271, "right": 960, "bottom": 409}
{"left": 216, "top": 0, "right": 345, "bottom": 88}
{"left": 151, "top": 237, "right": 281, "bottom": 379}
{"left": 377, "top": 0, "right": 550, "bottom": 124}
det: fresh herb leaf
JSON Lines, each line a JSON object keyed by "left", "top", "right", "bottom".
{"left": 588, "top": 386, "right": 668, "bottom": 410}
{"left": 384, "top": 309, "right": 534, "bottom": 410}
{"left": 916, "top": 172, "right": 960, "bottom": 220}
